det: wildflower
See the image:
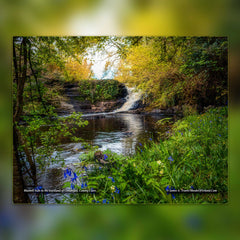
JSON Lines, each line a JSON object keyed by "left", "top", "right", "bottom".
{"left": 181, "top": 132, "right": 183, "bottom": 136}
{"left": 111, "top": 185, "right": 115, "bottom": 191}
{"left": 218, "top": 134, "right": 221, "bottom": 137}
{"left": 140, "top": 149, "right": 143, "bottom": 152}
{"left": 166, "top": 185, "right": 175, "bottom": 199}
{"left": 71, "top": 172, "right": 78, "bottom": 182}
{"left": 157, "top": 160, "right": 162, "bottom": 165}
{"left": 99, "top": 167, "right": 102, "bottom": 170}
{"left": 65, "top": 168, "right": 71, "bottom": 176}
{"left": 81, "top": 183, "right": 85, "bottom": 189}
{"left": 104, "top": 154, "right": 108, "bottom": 160}
{"left": 115, "top": 186, "right": 120, "bottom": 194}
{"left": 165, "top": 185, "right": 170, "bottom": 194}
{"left": 139, "top": 143, "right": 142, "bottom": 146}
{"left": 191, "top": 186, "right": 194, "bottom": 190}
{"left": 108, "top": 176, "right": 115, "bottom": 183}
{"left": 168, "top": 156, "right": 174, "bottom": 163}
{"left": 34, "top": 186, "right": 43, "bottom": 191}
{"left": 85, "top": 183, "right": 87, "bottom": 187}
{"left": 149, "top": 138, "right": 152, "bottom": 141}
{"left": 102, "top": 199, "right": 107, "bottom": 204}
{"left": 97, "top": 201, "right": 100, "bottom": 203}
{"left": 160, "top": 170, "right": 164, "bottom": 175}
{"left": 71, "top": 183, "right": 75, "bottom": 190}
{"left": 84, "top": 166, "right": 88, "bottom": 171}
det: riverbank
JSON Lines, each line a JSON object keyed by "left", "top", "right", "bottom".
{"left": 60, "top": 106, "right": 228, "bottom": 204}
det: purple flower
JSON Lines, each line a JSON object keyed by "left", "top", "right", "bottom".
{"left": 166, "top": 185, "right": 175, "bottom": 199}
{"left": 115, "top": 186, "right": 120, "bottom": 194}
{"left": 191, "top": 186, "right": 194, "bottom": 190}
{"left": 104, "top": 154, "right": 108, "bottom": 160}
{"left": 166, "top": 185, "right": 170, "bottom": 194}
{"left": 168, "top": 156, "right": 174, "bottom": 163}
{"left": 71, "top": 183, "right": 75, "bottom": 190}
{"left": 102, "top": 199, "right": 107, "bottom": 204}
{"left": 139, "top": 143, "right": 142, "bottom": 146}
{"left": 81, "top": 183, "right": 85, "bottom": 189}
{"left": 108, "top": 176, "right": 115, "bottom": 183}
{"left": 149, "top": 138, "right": 152, "bottom": 141}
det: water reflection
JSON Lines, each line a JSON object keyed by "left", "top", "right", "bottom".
{"left": 79, "top": 113, "right": 166, "bottom": 155}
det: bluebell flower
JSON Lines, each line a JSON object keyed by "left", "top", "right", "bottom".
{"left": 34, "top": 186, "right": 43, "bottom": 191}
{"left": 165, "top": 185, "right": 170, "bottom": 194}
{"left": 140, "top": 149, "right": 143, "bottom": 152}
{"left": 81, "top": 183, "right": 85, "bottom": 189}
{"left": 97, "top": 201, "right": 100, "bottom": 203}
{"left": 108, "top": 176, "right": 115, "bottom": 183}
{"left": 104, "top": 154, "right": 108, "bottom": 160}
{"left": 85, "top": 183, "right": 88, "bottom": 187}
{"left": 107, "top": 201, "right": 110, "bottom": 204}
{"left": 181, "top": 132, "right": 183, "bottom": 136}
{"left": 139, "top": 143, "right": 142, "bottom": 146}
{"left": 71, "top": 172, "right": 78, "bottom": 182}
{"left": 115, "top": 186, "right": 120, "bottom": 194}
{"left": 166, "top": 185, "right": 175, "bottom": 199}
{"left": 99, "top": 167, "right": 102, "bottom": 170}
{"left": 102, "top": 199, "right": 107, "bottom": 204}
{"left": 84, "top": 166, "right": 88, "bottom": 171}
{"left": 168, "top": 156, "right": 174, "bottom": 163}
{"left": 191, "top": 186, "right": 194, "bottom": 189}
{"left": 71, "top": 183, "right": 74, "bottom": 190}
{"left": 92, "top": 200, "right": 96, "bottom": 203}
{"left": 218, "top": 134, "right": 221, "bottom": 137}
{"left": 149, "top": 138, "right": 152, "bottom": 141}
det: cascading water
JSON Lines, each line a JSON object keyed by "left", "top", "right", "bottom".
{"left": 114, "top": 87, "right": 142, "bottom": 113}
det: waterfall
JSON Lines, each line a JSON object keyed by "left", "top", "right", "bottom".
{"left": 114, "top": 87, "right": 142, "bottom": 113}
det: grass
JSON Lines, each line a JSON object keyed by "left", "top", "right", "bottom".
{"left": 61, "top": 106, "right": 228, "bottom": 204}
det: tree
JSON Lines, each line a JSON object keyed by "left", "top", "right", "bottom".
{"left": 13, "top": 37, "right": 98, "bottom": 203}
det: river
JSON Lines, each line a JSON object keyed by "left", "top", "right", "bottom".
{"left": 28, "top": 88, "right": 177, "bottom": 203}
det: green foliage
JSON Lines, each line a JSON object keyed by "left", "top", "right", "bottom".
{"left": 116, "top": 37, "right": 228, "bottom": 110}
{"left": 77, "top": 79, "right": 123, "bottom": 103}
{"left": 61, "top": 107, "right": 228, "bottom": 204}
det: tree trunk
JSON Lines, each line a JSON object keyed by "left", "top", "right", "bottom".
{"left": 13, "top": 37, "right": 35, "bottom": 203}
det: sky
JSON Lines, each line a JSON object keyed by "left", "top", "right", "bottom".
{"left": 86, "top": 44, "right": 119, "bottom": 79}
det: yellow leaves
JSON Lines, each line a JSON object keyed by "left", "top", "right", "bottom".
{"left": 65, "top": 57, "right": 92, "bottom": 81}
